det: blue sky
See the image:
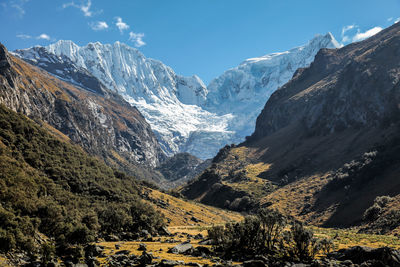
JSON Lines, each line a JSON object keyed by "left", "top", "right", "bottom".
{"left": 1, "top": 0, "right": 399, "bottom": 84}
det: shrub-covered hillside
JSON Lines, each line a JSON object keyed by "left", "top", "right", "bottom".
{"left": 0, "top": 104, "right": 164, "bottom": 254}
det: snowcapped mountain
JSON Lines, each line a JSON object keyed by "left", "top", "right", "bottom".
{"left": 203, "top": 33, "right": 340, "bottom": 138}
{"left": 15, "top": 40, "right": 232, "bottom": 158}
{"left": 13, "top": 33, "right": 339, "bottom": 159}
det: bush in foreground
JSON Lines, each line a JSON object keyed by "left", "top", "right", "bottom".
{"left": 208, "top": 208, "right": 333, "bottom": 263}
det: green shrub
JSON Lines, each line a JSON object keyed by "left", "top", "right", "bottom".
{"left": 40, "top": 242, "right": 56, "bottom": 265}
{"left": 0, "top": 228, "right": 16, "bottom": 252}
{"left": 209, "top": 209, "right": 329, "bottom": 262}
{"left": 0, "top": 104, "right": 165, "bottom": 255}
{"left": 363, "top": 204, "right": 382, "bottom": 222}
{"left": 280, "top": 222, "right": 321, "bottom": 262}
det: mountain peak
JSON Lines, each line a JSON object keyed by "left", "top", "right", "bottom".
{"left": 0, "top": 42, "right": 11, "bottom": 70}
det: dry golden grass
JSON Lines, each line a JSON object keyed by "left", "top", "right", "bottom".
{"left": 222, "top": 162, "right": 274, "bottom": 199}
{"left": 95, "top": 223, "right": 400, "bottom": 267}
{"left": 109, "top": 150, "right": 129, "bottom": 165}
{"left": 0, "top": 256, "right": 11, "bottom": 267}
{"left": 245, "top": 162, "right": 271, "bottom": 180}
{"left": 97, "top": 237, "right": 214, "bottom": 266}
{"left": 11, "top": 57, "right": 72, "bottom": 102}
{"left": 39, "top": 121, "right": 72, "bottom": 143}
{"left": 97, "top": 225, "right": 243, "bottom": 266}
{"left": 260, "top": 173, "right": 332, "bottom": 224}
{"left": 312, "top": 226, "right": 400, "bottom": 250}
{"left": 145, "top": 189, "right": 243, "bottom": 226}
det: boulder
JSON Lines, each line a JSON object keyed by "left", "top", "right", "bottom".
{"left": 160, "top": 226, "right": 173, "bottom": 236}
{"left": 329, "top": 246, "right": 400, "bottom": 266}
{"left": 168, "top": 243, "right": 194, "bottom": 254}
{"left": 198, "top": 239, "right": 213, "bottom": 245}
{"left": 157, "top": 259, "right": 181, "bottom": 267}
{"left": 194, "top": 234, "right": 204, "bottom": 240}
{"left": 191, "top": 216, "right": 200, "bottom": 223}
{"left": 115, "top": 250, "right": 130, "bottom": 255}
{"left": 185, "top": 263, "right": 202, "bottom": 267}
{"left": 138, "top": 243, "right": 147, "bottom": 251}
{"left": 243, "top": 260, "right": 268, "bottom": 267}
{"left": 139, "top": 251, "right": 152, "bottom": 266}
{"left": 191, "top": 246, "right": 212, "bottom": 257}
{"left": 107, "top": 234, "right": 119, "bottom": 241}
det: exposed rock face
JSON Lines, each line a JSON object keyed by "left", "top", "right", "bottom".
{"left": 12, "top": 46, "right": 110, "bottom": 96}
{"left": 0, "top": 43, "right": 166, "bottom": 183}
{"left": 156, "top": 152, "right": 211, "bottom": 188}
{"left": 252, "top": 25, "right": 400, "bottom": 140}
{"left": 204, "top": 33, "right": 340, "bottom": 139}
{"left": 243, "top": 22, "right": 400, "bottom": 182}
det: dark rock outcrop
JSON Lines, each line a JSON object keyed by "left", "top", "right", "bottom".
{"left": 156, "top": 152, "right": 210, "bottom": 188}
{"left": 329, "top": 246, "right": 400, "bottom": 266}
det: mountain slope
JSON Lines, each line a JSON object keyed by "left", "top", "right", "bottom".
{"left": 14, "top": 35, "right": 338, "bottom": 159}
{"left": 0, "top": 43, "right": 165, "bottom": 183}
{"left": 0, "top": 102, "right": 242, "bottom": 260}
{"left": 0, "top": 103, "right": 165, "bottom": 253}
{"left": 182, "top": 23, "right": 400, "bottom": 228}
{"left": 156, "top": 152, "right": 211, "bottom": 188}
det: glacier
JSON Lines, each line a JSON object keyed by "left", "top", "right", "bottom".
{"left": 13, "top": 33, "right": 339, "bottom": 159}
{"left": 202, "top": 33, "right": 340, "bottom": 140}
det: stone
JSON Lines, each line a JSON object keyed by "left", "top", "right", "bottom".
{"left": 168, "top": 243, "right": 194, "bottom": 254}
{"left": 138, "top": 243, "right": 147, "bottom": 251}
{"left": 198, "top": 239, "right": 213, "bottom": 245}
{"left": 193, "top": 234, "right": 204, "bottom": 240}
{"left": 115, "top": 250, "right": 130, "bottom": 255}
{"left": 191, "top": 216, "right": 200, "bottom": 223}
{"left": 329, "top": 246, "right": 400, "bottom": 266}
{"left": 157, "top": 259, "right": 181, "bottom": 267}
{"left": 139, "top": 251, "right": 152, "bottom": 266}
{"left": 243, "top": 260, "right": 268, "bottom": 267}
{"left": 191, "top": 246, "right": 212, "bottom": 257}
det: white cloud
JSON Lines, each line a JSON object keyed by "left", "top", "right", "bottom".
{"left": 16, "top": 33, "right": 52, "bottom": 41}
{"left": 3, "top": 0, "right": 29, "bottom": 17}
{"left": 395, "top": 17, "right": 400, "bottom": 24}
{"left": 115, "top": 17, "right": 129, "bottom": 33}
{"left": 37, "top": 33, "right": 51, "bottom": 40}
{"left": 129, "top": 32, "right": 146, "bottom": 47}
{"left": 352, "top": 26, "right": 383, "bottom": 42}
{"left": 387, "top": 17, "right": 393, "bottom": 22}
{"left": 341, "top": 24, "right": 357, "bottom": 44}
{"left": 16, "top": 34, "right": 32, "bottom": 39}
{"left": 62, "top": 0, "right": 94, "bottom": 17}
{"left": 341, "top": 24, "right": 356, "bottom": 36}
{"left": 90, "top": 21, "right": 108, "bottom": 31}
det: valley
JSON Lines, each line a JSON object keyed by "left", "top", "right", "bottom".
{"left": 0, "top": 3, "right": 400, "bottom": 266}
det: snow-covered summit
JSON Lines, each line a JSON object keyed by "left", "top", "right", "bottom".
{"left": 203, "top": 33, "right": 340, "bottom": 138}
{"left": 42, "top": 40, "right": 223, "bottom": 157}
{"left": 46, "top": 40, "right": 208, "bottom": 105}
